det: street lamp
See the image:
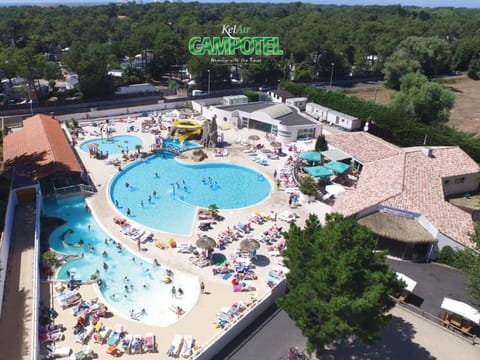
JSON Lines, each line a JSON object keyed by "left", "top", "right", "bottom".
{"left": 207, "top": 69, "right": 211, "bottom": 95}
{"left": 329, "top": 62, "right": 335, "bottom": 91}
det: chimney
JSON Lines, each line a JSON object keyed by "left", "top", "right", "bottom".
{"left": 421, "top": 147, "right": 433, "bottom": 158}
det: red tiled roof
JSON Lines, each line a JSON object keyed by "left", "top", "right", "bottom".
{"left": 330, "top": 133, "right": 480, "bottom": 248}
{"left": 3, "top": 114, "right": 82, "bottom": 180}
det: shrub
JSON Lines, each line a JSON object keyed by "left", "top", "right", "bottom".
{"left": 300, "top": 176, "right": 318, "bottom": 196}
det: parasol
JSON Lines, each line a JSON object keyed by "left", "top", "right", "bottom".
{"left": 239, "top": 238, "right": 261, "bottom": 251}
{"left": 196, "top": 236, "right": 216, "bottom": 249}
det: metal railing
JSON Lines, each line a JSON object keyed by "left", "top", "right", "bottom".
{"left": 54, "top": 184, "right": 96, "bottom": 198}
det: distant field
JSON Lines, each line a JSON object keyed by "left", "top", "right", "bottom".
{"left": 344, "top": 76, "right": 480, "bottom": 135}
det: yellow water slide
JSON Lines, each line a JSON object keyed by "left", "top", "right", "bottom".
{"left": 173, "top": 120, "right": 203, "bottom": 142}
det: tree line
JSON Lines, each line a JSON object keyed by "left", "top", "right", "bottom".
{"left": 0, "top": 3, "right": 480, "bottom": 99}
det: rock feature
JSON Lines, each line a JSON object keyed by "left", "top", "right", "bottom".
{"left": 200, "top": 115, "right": 218, "bottom": 149}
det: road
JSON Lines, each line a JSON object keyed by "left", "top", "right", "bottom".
{"left": 218, "top": 260, "right": 478, "bottom": 359}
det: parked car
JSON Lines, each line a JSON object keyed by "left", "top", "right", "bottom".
{"left": 258, "top": 84, "right": 276, "bottom": 92}
{"left": 192, "top": 90, "right": 207, "bottom": 97}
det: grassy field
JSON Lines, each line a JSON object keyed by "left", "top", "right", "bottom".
{"left": 344, "top": 76, "right": 480, "bottom": 135}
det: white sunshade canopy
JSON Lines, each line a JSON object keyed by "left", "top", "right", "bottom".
{"left": 441, "top": 297, "right": 480, "bottom": 325}
{"left": 396, "top": 272, "right": 417, "bottom": 292}
{"left": 325, "top": 184, "right": 346, "bottom": 196}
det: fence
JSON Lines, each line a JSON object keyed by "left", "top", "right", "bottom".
{"left": 54, "top": 184, "right": 96, "bottom": 199}
{"left": 393, "top": 297, "right": 480, "bottom": 346}
{"left": 31, "top": 191, "right": 43, "bottom": 360}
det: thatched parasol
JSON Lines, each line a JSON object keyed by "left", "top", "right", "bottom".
{"left": 248, "top": 134, "right": 260, "bottom": 145}
{"left": 270, "top": 141, "right": 282, "bottom": 149}
{"left": 87, "top": 143, "right": 99, "bottom": 150}
{"left": 196, "top": 236, "right": 216, "bottom": 249}
{"left": 239, "top": 238, "right": 261, "bottom": 251}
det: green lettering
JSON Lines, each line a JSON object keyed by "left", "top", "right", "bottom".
{"left": 188, "top": 37, "right": 202, "bottom": 55}
{"left": 229, "top": 38, "right": 242, "bottom": 55}
{"left": 201, "top": 37, "right": 213, "bottom": 55}
{"left": 262, "top": 37, "right": 274, "bottom": 55}
{"left": 240, "top": 37, "right": 254, "bottom": 56}
{"left": 212, "top": 37, "right": 231, "bottom": 55}
{"left": 272, "top": 37, "right": 284, "bottom": 56}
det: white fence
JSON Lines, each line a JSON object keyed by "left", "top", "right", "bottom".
{"left": 55, "top": 100, "right": 191, "bottom": 122}
{"left": 0, "top": 189, "right": 18, "bottom": 319}
{"left": 31, "top": 191, "right": 42, "bottom": 360}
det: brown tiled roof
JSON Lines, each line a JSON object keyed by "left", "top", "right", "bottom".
{"left": 326, "top": 132, "right": 403, "bottom": 163}
{"left": 3, "top": 114, "right": 82, "bottom": 180}
{"left": 330, "top": 132, "right": 480, "bottom": 248}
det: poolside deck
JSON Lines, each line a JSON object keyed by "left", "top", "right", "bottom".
{"left": 38, "top": 114, "right": 332, "bottom": 358}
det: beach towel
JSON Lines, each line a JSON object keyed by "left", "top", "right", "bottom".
{"left": 222, "top": 273, "right": 233, "bottom": 280}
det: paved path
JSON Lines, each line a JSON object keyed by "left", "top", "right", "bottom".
{"left": 220, "top": 304, "right": 480, "bottom": 360}
{"left": 0, "top": 203, "right": 36, "bottom": 360}
{"left": 386, "top": 258, "right": 473, "bottom": 316}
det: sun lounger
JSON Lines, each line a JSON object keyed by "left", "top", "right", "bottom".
{"left": 167, "top": 334, "right": 184, "bottom": 357}
{"left": 180, "top": 335, "right": 194, "bottom": 358}
{"left": 46, "top": 345, "right": 71, "bottom": 358}
{"left": 106, "top": 345, "right": 122, "bottom": 357}
{"left": 76, "top": 325, "right": 95, "bottom": 345}
{"left": 130, "top": 335, "right": 144, "bottom": 354}
{"left": 107, "top": 329, "right": 122, "bottom": 346}
{"left": 143, "top": 332, "right": 156, "bottom": 353}
{"left": 93, "top": 326, "right": 111, "bottom": 344}
{"left": 118, "top": 334, "right": 132, "bottom": 354}
{"left": 70, "top": 346, "right": 94, "bottom": 360}
{"left": 41, "top": 331, "right": 65, "bottom": 344}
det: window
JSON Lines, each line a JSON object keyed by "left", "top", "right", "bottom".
{"left": 454, "top": 177, "right": 465, "bottom": 184}
{"left": 444, "top": 180, "right": 450, "bottom": 186}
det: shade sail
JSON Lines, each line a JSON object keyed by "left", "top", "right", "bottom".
{"left": 304, "top": 166, "right": 332, "bottom": 178}
{"left": 300, "top": 151, "right": 322, "bottom": 162}
{"left": 441, "top": 298, "right": 480, "bottom": 325}
{"left": 324, "top": 161, "right": 351, "bottom": 175}
{"left": 396, "top": 272, "right": 417, "bottom": 292}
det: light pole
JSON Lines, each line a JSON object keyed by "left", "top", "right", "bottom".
{"left": 329, "top": 62, "right": 335, "bottom": 91}
{"left": 207, "top": 69, "right": 211, "bottom": 95}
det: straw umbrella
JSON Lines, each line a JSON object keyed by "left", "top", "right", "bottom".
{"left": 196, "top": 236, "right": 217, "bottom": 250}
{"left": 248, "top": 134, "right": 260, "bottom": 146}
{"left": 239, "top": 238, "right": 261, "bottom": 252}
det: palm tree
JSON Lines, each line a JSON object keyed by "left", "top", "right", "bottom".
{"left": 135, "top": 144, "right": 143, "bottom": 154}
{"left": 208, "top": 203, "right": 219, "bottom": 219}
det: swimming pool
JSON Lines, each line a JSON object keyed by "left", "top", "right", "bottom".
{"left": 80, "top": 135, "right": 143, "bottom": 155}
{"left": 109, "top": 152, "right": 272, "bottom": 235}
{"left": 44, "top": 195, "right": 199, "bottom": 327}
{"left": 162, "top": 139, "right": 200, "bottom": 152}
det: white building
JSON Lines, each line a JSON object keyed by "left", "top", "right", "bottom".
{"left": 286, "top": 97, "right": 307, "bottom": 111}
{"left": 223, "top": 95, "right": 248, "bottom": 106}
{"left": 305, "top": 102, "right": 361, "bottom": 131}
{"left": 195, "top": 99, "right": 322, "bottom": 144}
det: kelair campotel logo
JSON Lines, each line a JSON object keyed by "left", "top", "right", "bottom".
{"left": 188, "top": 24, "right": 284, "bottom": 56}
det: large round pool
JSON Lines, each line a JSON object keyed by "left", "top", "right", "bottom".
{"left": 110, "top": 152, "right": 272, "bottom": 235}
{"left": 80, "top": 135, "right": 143, "bottom": 155}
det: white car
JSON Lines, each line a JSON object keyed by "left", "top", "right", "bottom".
{"left": 192, "top": 90, "right": 207, "bottom": 97}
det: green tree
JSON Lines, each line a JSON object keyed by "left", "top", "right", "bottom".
{"left": 467, "top": 59, "right": 480, "bottom": 80}
{"left": 390, "top": 73, "right": 455, "bottom": 124}
{"left": 299, "top": 175, "right": 318, "bottom": 197}
{"left": 314, "top": 134, "right": 328, "bottom": 152}
{"left": 278, "top": 213, "right": 402, "bottom": 354}
{"left": 383, "top": 48, "right": 421, "bottom": 90}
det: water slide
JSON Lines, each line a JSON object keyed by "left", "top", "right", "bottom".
{"left": 173, "top": 120, "right": 203, "bottom": 142}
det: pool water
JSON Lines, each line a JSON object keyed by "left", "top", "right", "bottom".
{"left": 80, "top": 135, "right": 143, "bottom": 155}
{"left": 44, "top": 195, "right": 199, "bottom": 327}
{"left": 162, "top": 139, "right": 200, "bottom": 152}
{"left": 110, "top": 152, "right": 272, "bottom": 235}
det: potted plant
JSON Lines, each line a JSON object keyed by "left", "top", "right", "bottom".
{"left": 42, "top": 250, "right": 61, "bottom": 276}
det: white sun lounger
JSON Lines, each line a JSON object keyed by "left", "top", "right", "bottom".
{"left": 167, "top": 334, "right": 184, "bottom": 357}
{"left": 181, "top": 335, "right": 193, "bottom": 358}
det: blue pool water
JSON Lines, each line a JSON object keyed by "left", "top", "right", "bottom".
{"left": 109, "top": 152, "right": 272, "bottom": 235}
{"left": 162, "top": 139, "right": 200, "bottom": 152}
{"left": 80, "top": 135, "right": 143, "bottom": 154}
{"left": 44, "top": 196, "right": 199, "bottom": 327}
